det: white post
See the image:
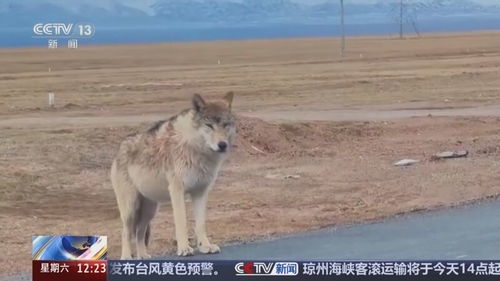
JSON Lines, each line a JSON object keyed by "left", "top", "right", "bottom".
{"left": 48, "top": 92, "right": 55, "bottom": 107}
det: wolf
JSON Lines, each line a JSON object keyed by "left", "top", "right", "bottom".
{"left": 110, "top": 92, "right": 236, "bottom": 259}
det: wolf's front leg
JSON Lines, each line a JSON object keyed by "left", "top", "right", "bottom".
{"left": 192, "top": 189, "right": 220, "bottom": 254}
{"left": 168, "top": 179, "right": 194, "bottom": 256}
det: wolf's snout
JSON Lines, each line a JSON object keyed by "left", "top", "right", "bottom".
{"left": 217, "top": 141, "right": 228, "bottom": 152}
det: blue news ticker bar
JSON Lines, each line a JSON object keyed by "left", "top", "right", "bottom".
{"left": 105, "top": 260, "right": 500, "bottom": 281}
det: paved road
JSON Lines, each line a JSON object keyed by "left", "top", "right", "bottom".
{"left": 2, "top": 104, "right": 500, "bottom": 129}
{"left": 3, "top": 200, "right": 499, "bottom": 281}
{"left": 173, "top": 200, "right": 500, "bottom": 260}
{"left": 247, "top": 104, "right": 500, "bottom": 122}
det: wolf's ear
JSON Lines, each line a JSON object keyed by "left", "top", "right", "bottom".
{"left": 192, "top": 94, "right": 206, "bottom": 112}
{"left": 223, "top": 91, "right": 234, "bottom": 110}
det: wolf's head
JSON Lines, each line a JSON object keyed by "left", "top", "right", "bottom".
{"left": 191, "top": 92, "right": 236, "bottom": 154}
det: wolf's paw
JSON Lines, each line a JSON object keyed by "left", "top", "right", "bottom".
{"left": 136, "top": 253, "right": 151, "bottom": 259}
{"left": 198, "top": 243, "right": 221, "bottom": 254}
{"left": 177, "top": 245, "right": 194, "bottom": 256}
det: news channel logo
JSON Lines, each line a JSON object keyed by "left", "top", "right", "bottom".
{"left": 234, "top": 261, "right": 299, "bottom": 276}
{"left": 32, "top": 23, "right": 95, "bottom": 48}
{"left": 32, "top": 235, "right": 107, "bottom": 261}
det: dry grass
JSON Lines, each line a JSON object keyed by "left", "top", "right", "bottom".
{"left": 1, "top": 32, "right": 500, "bottom": 116}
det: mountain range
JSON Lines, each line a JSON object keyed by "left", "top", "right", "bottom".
{"left": 1, "top": 0, "right": 500, "bottom": 27}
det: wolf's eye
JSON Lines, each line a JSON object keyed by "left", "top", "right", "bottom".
{"left": 223, "top": 122, "right": 231, "bottom": 128}
{"left": 205, "top": 123, "right": 214, "bottom": 129}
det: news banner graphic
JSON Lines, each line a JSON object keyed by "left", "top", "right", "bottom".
{"left": 32, "top": 235, "right": 107, "bottom": 281}
{"left": 31, "top": 235, "right": 500, "bottom": 281}
{"left": 106, "top": 260, "right": 500, "bottom": 280}
{"left": 32, "top": 23, "right": 95, "bottom": 49}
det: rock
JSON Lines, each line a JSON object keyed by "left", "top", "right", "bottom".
{"left": 62, "top": 102, "right": 80, "bottom": 109}
{"left": 433, "top": 150, "right": 468, "bottom": 159}
{"left": 265, "top": 174, "right": 281, "bottom": 180}
{"left": 265, "top": 174, "right": 301, "bottom": 180}
{"left": 394, "top": 159, "right": 419, "bottom": 166}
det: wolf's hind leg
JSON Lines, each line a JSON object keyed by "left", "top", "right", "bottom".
{"left": 118, "top": 190, "right": 141, "bottom": 260}
{"left": 111, "top": 164, "right": 141, "bottom": 259}
{"left": 136, "top": 196, "right": 158, "bottom": 259}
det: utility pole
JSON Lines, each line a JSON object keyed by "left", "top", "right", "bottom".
{"left": 399, "top": 0, "right": 404, "bottom": 39}
{"left": 340, "top": 0, "right": 345, "bottom": 57}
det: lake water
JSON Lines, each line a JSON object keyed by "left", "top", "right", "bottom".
{"left": 1, "top": 14, "right": 499, "bottom": 48}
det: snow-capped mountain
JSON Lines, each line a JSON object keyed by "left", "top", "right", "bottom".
{"left": 1, "top": 0, "right": 499, "bottom": 27}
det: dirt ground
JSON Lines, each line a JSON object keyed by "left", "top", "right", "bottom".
{"left": 1, "top": 32, "right": 500, "bottom": 276}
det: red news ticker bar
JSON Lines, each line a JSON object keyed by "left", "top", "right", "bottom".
{"left": 33, "top": 260, "right": 107, "bottom": 281}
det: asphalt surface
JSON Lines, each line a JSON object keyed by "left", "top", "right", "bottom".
{"left": 173, "top": 200, "right": 500, "bottom": 260}
{"left": 3, "top": 200, "right": 499, "bottom": 280}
